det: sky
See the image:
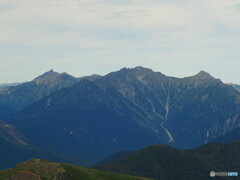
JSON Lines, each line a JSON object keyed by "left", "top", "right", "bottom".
{"left": 0, "top": 0, "right": 240, "bottom": 83}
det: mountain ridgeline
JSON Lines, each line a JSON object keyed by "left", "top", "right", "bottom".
{"left": 2, "top": 67, "right": 240, "bottom": 163}
{"left": 232, "top": 84, "right": 240, "bottom": 92}
{"left": 0, "top": 70, "right": 78, "bottom": 113}
{"left": 95, "top": 140, "right": 240, "bottom": 180}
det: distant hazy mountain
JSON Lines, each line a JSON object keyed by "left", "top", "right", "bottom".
{"left": 0, "top": 121, "right": 89, "bottom": 169}
{"left": 0, "top": 82, "right": 23, "bottom": 87}
{"left": 95, "top": 141, "right": 240, "bottom": 180}
{"left": 4, "top": 67, "right": 240, "bottom": 163}
{"left": 232, "top": 84, "right": 240, "bottom": 92}
{"left": 0, "top": 159, "right": 147, "bottom": 180}
{"left": 0, "top": 70, "right": 78, "bottom": 111}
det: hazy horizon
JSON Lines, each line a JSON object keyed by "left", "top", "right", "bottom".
{"left": 1, "top": 0, "right": 240, "bottom": 84}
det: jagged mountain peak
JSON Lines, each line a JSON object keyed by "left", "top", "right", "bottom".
{"left": 33, "top": 70, "right": 76, "bottom": 85}
{"left": 106, "top": 67, "right": 166, "bottom": 81}
{"left": 0, "top": 70, "right": 78, "bottom": 111}
{"left": 45, "top": 69, "right": 59, "bottom": 75}
{"left": 183, "top": 70, "right": 218, "bottom": 84}
{"left": 194, "top": 71, "right": 213, "bottom": 79}
{"left": 34, "top": 70, "right": 59, "bottom": 81}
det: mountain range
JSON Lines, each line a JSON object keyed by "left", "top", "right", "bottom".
{"left": 1, "top": 66, "right": 240, "bottom": 165}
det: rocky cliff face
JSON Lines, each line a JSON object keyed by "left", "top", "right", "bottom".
{"left": 96, "top": 67, "right": 240, "bottom": 148}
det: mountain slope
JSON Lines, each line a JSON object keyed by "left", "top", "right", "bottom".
{"left": 0, "top": 159, "right": 148, "bottom": 180}
{"left": 0, "top": 105, "right": 14, "bottom": 118}
{"left": 0, "top": 70, "right": 78, "bottom": 111}
{"left": 212, "top": 127, "right": 240, "bottom": 143}
{"left": 96, "top": 67, "right": 240, "bottom": 148}
{"left": 0, "top": 121, "right": 89, "bottom": 170}
{"left": 6, "top": 80, "right": 161, "bottom": 162}
{"left": 95, "top": 141, "right": 240, "bottom": 180}
{"left": 234, "top": 85, "right": 240, "bottom": 91}
{"left": 0, "top": 121, "right": 26, "bottom": 145}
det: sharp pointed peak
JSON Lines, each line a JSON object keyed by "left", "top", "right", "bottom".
{"left": 33, "top": 70, "right": 62, "bottom": 83}
{"left": 35, "top": 70, "right": 59, "bottom": 78}
{"left": 197, "top": 70, "right": 210, "bottom": 75}
{"left": 59, "top": 72, "right": 75, "bottom": 77}
{"left": 194, "top": 71, "right": 213, "bottom": 78}
{"left": 46, "top": 69, "right": 58, "bottom": 74}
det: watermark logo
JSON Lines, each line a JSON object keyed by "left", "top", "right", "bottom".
{"left": 210, "top": 171, "right": 216, "bottom": 177}
{"left": 210, "top": 171, "right": 239, "bottom": 177}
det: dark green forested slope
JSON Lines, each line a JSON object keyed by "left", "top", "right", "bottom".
{"left": 95, "top": 141, "right": 240, "bottom": 180}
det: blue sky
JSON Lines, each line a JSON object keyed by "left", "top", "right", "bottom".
{"left": 0, "top": 0, "right": 240, "bottom": 83}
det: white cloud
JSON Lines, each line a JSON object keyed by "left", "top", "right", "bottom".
{"left": 0, "top": 0, "right": 240, "bottom": 83}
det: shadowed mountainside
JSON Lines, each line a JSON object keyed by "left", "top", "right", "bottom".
{"left": 0, "top": 70, "right": 78, "bottom": 112}
{"left": 3, "top": 67, "right": 240, "bottom": 163}
{"left": 212, "top": 127, "right": 240, "bottom": 144}
{"left": 0, "top": 121, "right": 90, "bottom": 170}
{"left": 95, "top": 141, "right": 240, "bottom": 180}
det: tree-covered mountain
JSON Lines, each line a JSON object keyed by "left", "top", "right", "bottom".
{"left": 0, "top": 159, "right": 148, "bottom": 180}
{"left": 95, "top": 141, "right": 240, "bottom": 180}
{"left": 4, "top": 67, "right": 240, "bottom": 163}
{"left": 0, "top": 121, "right": 89, "bottom": 170}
